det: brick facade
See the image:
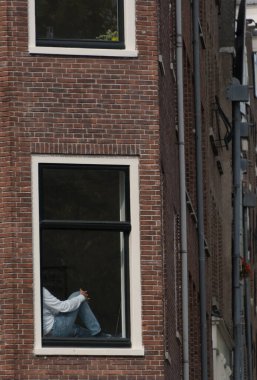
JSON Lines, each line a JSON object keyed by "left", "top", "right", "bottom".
{"left": 0, "top": 0, "right": 166, "bottom": 379}
{"left": 1, "top": 0, "right": 257, "bottom": 379}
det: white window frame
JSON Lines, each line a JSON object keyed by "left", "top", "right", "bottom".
{"left": 32, "top": 154, "right": 144, "bottom": 356}
{"left": 28, "top": 0, "right": 137, "bottom": 57}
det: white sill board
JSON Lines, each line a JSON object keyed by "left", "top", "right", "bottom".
{"left": 34, "top": 346, "right": 144, "bottom": 356}
{"left": 29, "top": 46, "right": 138, "bottom": 57}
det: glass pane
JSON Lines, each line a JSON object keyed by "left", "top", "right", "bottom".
{"left": 41, "top": 229, "right": 127, "bottom": 337}
{"left": 40, "top": 165, "right": 127, "bottom": 221}
{"left": 36, "top": 0, "right": 120, "bottom": 42}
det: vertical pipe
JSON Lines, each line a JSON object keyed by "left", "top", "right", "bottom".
{"left": 243, "top": 207, "right": 253, "bottom": 380}
{"left": 192, "top": 1, "right": 208, "bottom": 379}
{"left": 232, "top": 100, "right": 242, "bottom": 380}
{"left": 233, "top": 1, "right": 246, "bottom": 377}
{"left": 176, "top": 0, "right": 190, "bottom": 378}
{"left": 245, "top": 276, "right": 253, "bottom": 380}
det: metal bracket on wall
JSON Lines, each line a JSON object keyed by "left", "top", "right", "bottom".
{"left": 240, "top": 158, "right": 248, "bottom": 172}
{"left": 225, "top": 80, "right": 249, "bottom": 102}
{"left": 158, "top": 55, "right": 166, "bottom": 76}
{"left": 240, "top": 122, "right": 254, "bottom": 138}
{"left": 243, "top": 192, "right": 257, "bottom": 208}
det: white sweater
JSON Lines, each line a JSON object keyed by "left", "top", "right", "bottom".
{"left": 43, "top": 287, "right": 85, "bottom": 335}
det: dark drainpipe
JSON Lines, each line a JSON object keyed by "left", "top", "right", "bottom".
{"left": 192, "top": 0, "right": 208, "bottom": 379}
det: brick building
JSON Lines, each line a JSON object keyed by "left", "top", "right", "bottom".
{"left": 0, "top": 0, "right": 257, "bottom": 379}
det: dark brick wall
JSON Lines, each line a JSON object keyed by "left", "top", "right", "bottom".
{"left": 158, "top": 0, "right": 182, "bottom": 376}
{"left": 159, "top": 0, "right": 235, "bottom": 377}
{"left": 180, "top": 0, "right": 235, "bottom": 378}
{"left": 245, "top": 30, "right": 257, "bottom": 380}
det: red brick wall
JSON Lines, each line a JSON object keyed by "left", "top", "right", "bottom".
{"left": 2, "top": 0, "right": 254, "bottom": 378}
{"left": 0, "top": 0, "right": 169, "bottom": 379}
{"left": 0, "top": 1, "right": 16, "bottom": 380}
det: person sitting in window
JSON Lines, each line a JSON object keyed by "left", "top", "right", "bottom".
{"left": 43, "top": 287, "right": 111, "bottom": 338}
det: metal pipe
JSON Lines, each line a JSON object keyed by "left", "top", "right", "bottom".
{"left": 192, "top": 1, "right": 208, "bottom": 379}
{"left": 232, "top": 100, "right": 242, "bottom": 380}
{"left": 243, "top": 207, "right": 253, "bottom": 380}
{"left": 176, "top": 0, "right": 189, "bottom": 378}
{"left": 232, "top": 1, "right": 246, "bottom": 378}
{"left": 245, "top": 276, "right": 253, "bottom": 379}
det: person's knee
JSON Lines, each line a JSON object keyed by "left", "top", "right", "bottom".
{"left": 68, "top": 291, "right": 80, "bottom": 299}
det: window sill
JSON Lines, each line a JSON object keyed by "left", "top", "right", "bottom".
{"left": 34, "top": 345, "right": 144, "bottom": 356}
{"left": 29, "top": 45, "right": 138, "bottom": 57}
{"left": 42, "top": 336, "right": 132, "bottom": 348}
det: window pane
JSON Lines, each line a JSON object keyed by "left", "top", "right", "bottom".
{"left": 40, "top": 165, "right": 128, "bottom": 221}
{"left": 36, "top": 0, "right": 120, "bottom": 42}
{"left": 41, "top": 229, "right": 128, "bottom": 337}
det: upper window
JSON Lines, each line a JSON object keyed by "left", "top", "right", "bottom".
{"left": 28, "top": 0, "right": 137, "bottom": 57}
{"left": 36, "top": 0, "right": 124, "bottom": 49}
{"left": 32, "top": 155, "right": 143, "bottom": 356}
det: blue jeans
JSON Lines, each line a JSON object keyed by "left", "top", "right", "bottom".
{"left": 51, "top": 291, "right": 101, "bottom": 337}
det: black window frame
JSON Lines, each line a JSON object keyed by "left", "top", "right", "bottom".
{"left": 35, "top": 0, "right": 125, "bottom": 50}
{"left": 39, "top": 163, "right": 131, "bottom": 348}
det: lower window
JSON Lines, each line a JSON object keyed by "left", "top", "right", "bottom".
{"left": 32, "top": 155, "right": 143, "bottom": 355}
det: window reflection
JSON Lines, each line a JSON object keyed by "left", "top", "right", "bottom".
{"left": 36, "top": 0, "right": 121, "bottom": 43}
{"left": 41, "top": 166, "right": 126, "bottom": 221}
{"left": 39, "top": 164, "right": 130, "bottom": 345}
{"left": 42, "top": 230, "right": 125, "bottom": 336}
